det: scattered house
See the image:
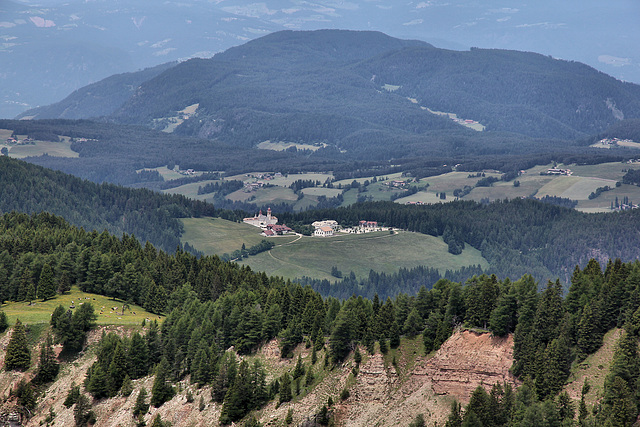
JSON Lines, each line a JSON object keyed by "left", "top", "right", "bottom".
{"left": 244, "top": 182, "right": 265, "bottom": 192}
{"left": 178, "top": 168, "right": 197, "bottom": 176}
{"left": 542, "top": 168, "right": 572, "bottom": 176}
{"left": 262, "top": 229, "right": 276, "bottom": 237}
{"left": 599, "top": 137, "right": 637, "bottom": 146}
{"left": 243, "top": 208, "right": 278, "bottom": 228}
{"left": 389, "top": 180, "right": 407, "bottom": 188}
{"left": 314, "top": 226, "right": 334, "bottom": 237}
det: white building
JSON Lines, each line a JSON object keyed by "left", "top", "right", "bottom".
{"left": 314, "top": 226, "right": 334, "bottom": 237}
{"left": 243, "top": 208, "right": 278, "bottom": 228}
{"left": 311, "top": 220, "right": 339, "bottom": 230}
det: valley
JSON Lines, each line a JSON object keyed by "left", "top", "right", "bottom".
{"left": 161, "top": 161, "right": 640, "bottom": 214}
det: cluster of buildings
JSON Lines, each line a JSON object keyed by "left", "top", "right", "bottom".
{"left": 242, "top": 172, "right": 283, "bottom": 192}
{"left": 599, "top": 137, "right": 636, "bottom": 146}
{"left": 311, "top": 219, "right": 384, "bottom": 237}
{"left": 5, "top": 137, "right": 34, "bottom": 145}
{"left": 243, "top": 208, "right": 293, "bottom": 236}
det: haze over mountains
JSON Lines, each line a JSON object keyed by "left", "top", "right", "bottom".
{"left": 2, "top": 0, "right": 639, "bottom": 118}
{"left": 19, "top": 30, "right": 640, "bottom": 146}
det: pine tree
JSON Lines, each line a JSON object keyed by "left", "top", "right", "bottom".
{"left": 128, "top": 332, "right": 149, "bottom": 379}
{"left": 0, "top": 311, "right": 8, "bottom": 333}
{"left": 379, "top": 336, "right": 388, "bottom": 354}
{"left": 133, "top": 387, "right": 150, "bottom": 418}
{"left": 279, "top": 372, "right": 292, "bottom": 404}
{"left": 107, "top": 341, "right": 128, "bottom": 396}
{"left": 150, "top": 414, "right": 166, "bottom": 427}
{"left": 34, "top": 334, "right": 59, "bottom": 383}
{"left": 74, "top": 394, "right": 96, "bottom": 427}
{"left": 389, "top": 320, "right": 400, "bottom": 349}
{"left": 576, "top": 302, "right": 601, "bottom": 360}
{"left": 87, "top": 364, "right": 109, "bottom": 399}
{"left": 121, "top": 374, "right": 133, "bottom": 397}
{"left": 25, "top": 281, "right": 36, "bottom": 304}
{"left": 220, "top": 360, "right": 252, "bottom": 424}
{"left": 4, "top": 319, "right": 31, "bottom": 371}
{"left": 330, "top": 311, "right": 353, "bottom": 364}
{"left": 403, "top": 307, "right": 423, "bottom": 337}
{"left": 557, "top": 391, "right": 575, "bottom": 423}
{"left": 292, "top": 355, "right": 305, "bottom": 380}
{"left": 151, "top": 358, "right": 175, "bottom": 407}
{"left": 37, "top": 262, "right": 57, "bottom": 301}
{"left": 64, "top": 384, "right": 81, "bottom": 408}
{"left": 445, "top": 400, "right": 463, "bottom": 427}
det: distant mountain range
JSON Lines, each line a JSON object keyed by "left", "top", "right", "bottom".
{"left": 19, "top": 30, "right": 640, "bottom": 155}
{"left": 2, "top": 0, "right": 638, "bottom": 119}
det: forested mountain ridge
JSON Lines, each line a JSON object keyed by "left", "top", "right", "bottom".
{"left": 17, "top": 62, "right": 176, "bottom": 121}
{"left": 21, "top": 30, "right": 640, "bottom": 152}
{"left": 0, "top": 156, "right": 216, "bottom": 252}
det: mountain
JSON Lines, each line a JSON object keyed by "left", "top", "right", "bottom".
{"left": 3, "top": 0, "right": 639, "bottom": 119}
{"left": 18, "top": 62, "right": 176, "bottom": 120}
{"left": 23, "top": 30, "right": 640, "bottom": 149}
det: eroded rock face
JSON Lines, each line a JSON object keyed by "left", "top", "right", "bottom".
{"left": 338, "top": 330, "right": 518, "bottom": 427}
{"left": 416, "top": 330, "right": 519, "bottom": 404}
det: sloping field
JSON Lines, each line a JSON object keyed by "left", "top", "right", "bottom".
{"left": 226, "top": 186, "right": 298, "bottom": 204}
{"left": 560, "top": 177, "right": 617, "bottom": 200}
{"left": 2, "top": 139, "right": 78, "bottom": 158}
{"left": 238, "top": 230, "right": 488, "bottom": 281}
{"left": 180, "top": 217, "right": 298, "bottom": 255}
{"left": 1, "top": 287, "right": 157, "bottom": 326}
{"left": 162, "top": 179, "right": 220, "bottom": 200}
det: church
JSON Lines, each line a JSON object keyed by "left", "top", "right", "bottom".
{"left": 243, "top": 207, "right": 278, "bottom": 228}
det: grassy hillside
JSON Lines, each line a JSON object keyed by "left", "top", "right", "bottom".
{"left": 238, "top": 230, "right": 488, "bottom": 281}
{"left": 180, "top": 217, "right": 299, "bottom": 256}
{"left": 1, "top": 287, "right": 158, "bottom": 326}
{"left": 180, "top": 217, "right": 487, "bottom": 281}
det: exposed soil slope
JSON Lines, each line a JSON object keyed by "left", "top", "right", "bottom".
{"left": 338, "top": 330, "right": 518, "bottom": 426}
{"left": 0, "top": 329, "right": 517, "bottom": 427}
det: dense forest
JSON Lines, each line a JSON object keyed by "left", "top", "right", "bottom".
{"left": 3, "top": 211, "right": 640, "bottom": 426}
{"left": 0, "top": 156, "right": 216, "bottom": 252}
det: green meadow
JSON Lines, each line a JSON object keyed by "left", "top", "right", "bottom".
{"left": 1, "top": 287, "right": 160, "bottom": 326}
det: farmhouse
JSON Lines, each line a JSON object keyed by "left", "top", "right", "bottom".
{"left": 243, "top": 208, "right": 278, "bottom": 228}
{"left": 389, "top": 180, "right": 407, "bottom": 188}
{"left": 542, "top": 168, "right": 572, "bottom": 176}
{"left": 314, "top": 226, "right": 334, "bottom": 237}
{"left": 266, "top": 224, "right": 293, "bottom": 235}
